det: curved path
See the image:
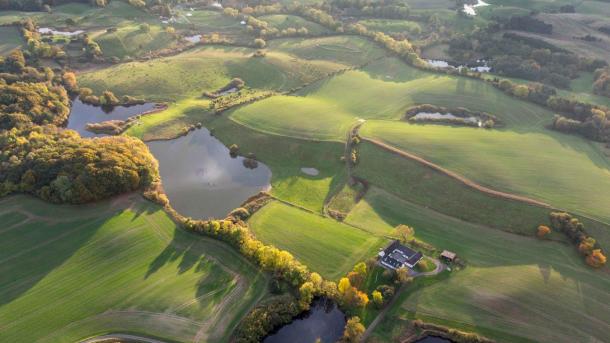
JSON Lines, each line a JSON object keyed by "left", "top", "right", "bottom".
{"left": 361, "top": 137, "right": 552, "bottom": 208}
{"left": 80, "top": 333, "right": 169, "bottom": 343}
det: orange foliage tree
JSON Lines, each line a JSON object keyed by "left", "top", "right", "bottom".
{"left": 536, "top": 225, "right": 551, "bottom": 238}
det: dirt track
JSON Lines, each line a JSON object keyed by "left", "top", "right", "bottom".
{"left": 361, "top": 137, "right": 552, "bottom": 209}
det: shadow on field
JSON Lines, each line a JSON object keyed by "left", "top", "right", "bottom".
{"left": 0, "top": 197, "right": 118, "bottom": 308}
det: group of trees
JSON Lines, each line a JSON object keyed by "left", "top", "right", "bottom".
{"left": 549, "top": 212, "right": 607, "bottom": 268}
{"left": 332, "top": 0, "right": 411, "bottom": 20}
{"left": 448, "top": 27, "right": 607, "bottom": 89}
{"left": 0, "top": 49, "right": 160, "bottom": 204}
{"left": 0, "top": 0, "right": 104, "bottom": 11}
{"left": 0, "top": 126, "right": 159, "bottom": 203}
{"left": 593, "top": 67, "right": 610, "bottom": 98}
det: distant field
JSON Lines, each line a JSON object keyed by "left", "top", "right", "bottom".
{"left": 79, "top": 45, "right": 345, "bottom": 101}
{"left": 360, "top": 119, "right": 610, "bottom": 226}
{"left": 0, "top": 195, "right": 267, "bottom": 343}
{"left": 248, "top": 201, "right": 386, "bottom": 280}
{"left": 230, "top": 57, "right": 552, "bottom": 140}
{"left": 358, "top": 188, "right": 610, "bottom": 343}
{"left": 0, "top": 26, "right": 22, "bottom": 55}
{"left": 267, "top": 35, "right": 386, "bottom": 65}
{"left": 91, "top": 24, "right": 178, "bottom": 59}
{"left": 357, "top": 19, "right": 422, "bottom": 34}
{"left": 260, "top": 14, "right": 330, "bottom": 35}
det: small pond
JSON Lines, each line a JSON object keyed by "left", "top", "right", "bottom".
{"left": 463, "top": 0, "right": 490, "bottom": 16}
{"left": 415, "top": 336, "right": 454, "bottom": 343}
{"left": 411, "top": 112, "right": 481, "bottom": 125}
{"left": 38, "top": 27, "right": 84, "bottom": 36}
{"left": 67, "top": 99, "right": 156, "bottom": 137}
{"left": 264, "top": 298, "right": 346, "bottom": 343}
{"left": 426, "top": 59, "right": 491, "bottom": 73}
{"left": 147, "top": 128, "right": 272, "bottom": 219}
{"left": 300, "top": 167, "right": 320, "bottom": 176}
{"left": 184, "top": 34, "right": 202, "bottom": 43}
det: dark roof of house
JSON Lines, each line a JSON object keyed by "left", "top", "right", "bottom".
{"left": 380, "top": 240, "right": 423, "bottom": 269}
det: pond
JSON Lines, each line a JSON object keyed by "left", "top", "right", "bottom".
{"left": 67, "top": 99, "right": 156, "bottom": 138}
{"left": 147, "top": 128, "right": 272, "bottom": 219}
{"left": 463, "top": 0, "right": 490, "bottom": 16}
{"left": 264, "top": 298, "right": 346, "bottom": 343}
{"left": 38, "top": 27, "right": 84, "bottom": 36}
{"left": 411, "top": 112, "right": 481, "bottom": 126}
{"left": 415, "top": 336, "right": 454, "bottom": 343}
{"left": 426, "top": 59, "right": 491, "bottom": 73}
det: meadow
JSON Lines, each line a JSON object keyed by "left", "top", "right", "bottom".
{"left": 0, "top": 26, "right": 22, "bottom": 55}
{"left": 230, "top": 57, "right": 551, "bottom": 140}
{"left": 355, "top": 188, "right": 610, "bottom": 343}
{"left": 90, "top": 24, "right": 178, "bottom": 59}
{"left": 247, "top": 201, "right": 387, "bottom": 280}
{"left": 79, "top": 44, "right": 346, "bottom": 101}
{"left": 359, "top": 120, "right": 610, "bottom": 225}
{"left": 0, "top": 195, "right": 267, "bottom": 343}
{"left": 260, "top": 14, "right": 330, "bottom": 35}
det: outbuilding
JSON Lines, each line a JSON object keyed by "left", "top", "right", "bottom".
{"left": 440, "top": 250, "right": 457, "bottom": 263}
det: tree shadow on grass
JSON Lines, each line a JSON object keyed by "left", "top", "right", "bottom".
{"left": 0, "top": 196, "right": 127, "bottom": 308}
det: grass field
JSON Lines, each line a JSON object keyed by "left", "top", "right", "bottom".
{"left": 0, "top": 26, "right": 22, "bottom": 55}
{"left": 79, "top": 45, "right": 345, "bottom": 101}
{"left": 357, "top": 188, "right": 610, "bottom": 343}
{"left": 353, "top": 142, "right": 557, "bottom": 237}
{"left": 359, "top": 120, "right": 610, "bottom": 225}
{"left": 230, "top": 56, "right": 552, "bottom": 140}
{"left": 248, "top": 201, "right": 386, "bottom": 280}
{"left": 91, "top": 24, "right": 178, "bottom": 59}
{"left": 260, "top": 14, "right": 330, "bottom": 35}
{"left": 357, "top": 19, "right": 422, "bottom": 35}
{"left": 0, "top": 195, "right": 267, "bottom": 343}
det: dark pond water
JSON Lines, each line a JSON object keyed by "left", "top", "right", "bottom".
{"left": 67, "top": 99, "right": 156, "bottom": 137}
{"left": 264, "top": 299, "right": 346, "bottom": 343}
{"left": 415, "top": 336, "right": 454, "bottom": 343}
{"left": 147, "top": 128, "right": 271, "bottom": 219}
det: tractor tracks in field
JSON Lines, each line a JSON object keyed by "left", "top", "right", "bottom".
{"left": 359, "top": 136, "right": 552, "bottom": 209}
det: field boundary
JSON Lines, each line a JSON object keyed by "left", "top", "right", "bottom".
{"left": 360, "top": 137, "right": 552, "bottom": 208}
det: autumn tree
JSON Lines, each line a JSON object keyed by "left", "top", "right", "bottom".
{"left": 298, "top": 281, "right": 315, "bottom": 310}
{"left": 372, "top": 290, "right": 383, "bottom": 308}
{"left": 536, "top": 225, "right": 551, "bottom": 238}
{"left": 586, "top": 249, "right": 607, "bottom": 268}
{"left": 254, "top": 38, "right": 266, "bottom": 49}
{"left": 395, "top": 224, "right": 415, "bottom": 243}
{"left": 341, "top": 316, "right": 365, "bottom": 343}
{"left": 396, "top": 266, "right": 411, "bottom": 284}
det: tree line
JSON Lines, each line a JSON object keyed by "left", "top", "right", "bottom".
{"left": 549, "top": 212, "right": 607, "bottom": 268}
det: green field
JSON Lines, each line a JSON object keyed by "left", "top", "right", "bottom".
{"left": 230, "top": 57, "right": 552, "bottom": 140}
{"left": 91, "top": 24, "right": 178, "bottom": 59}
{"left": 260, "top": 14, "right": 330, "bottom": 35}
{"left": 0, "top": 195, "right": 267, "bottom": 342}
{"left": 79, "top": 45, "right": 345, "bottom": 101}
{"left": 248, "top": 201, "right": 386, "bottom": 280}
{"left": 0, "top": 26, "right": 22, "bottom": 55}
{"left": 357, "top": 18, "right": 422, "bottom": 34}
{"left": 356, "top": 188, "right": 610, "bottom": 343}
{"left": 360, "top": 120, "right": 610, "bottom": 226}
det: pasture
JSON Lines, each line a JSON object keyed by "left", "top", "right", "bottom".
{"left": 0, "top": 26, "right": 22, "bottom": 55}
{"left": 359, "top": 120, "right": 610, "bottom": 226}
{"left": 260, "top": 14, "right": 330, "bottom": 35}
{"left": 247, "top": 201, "right": 386, "bottom": 280}
{"left": 357, "top": 188, "right": 610, "bottom": 343}
{"left": 230, "top": 56, "right": 552, "bottom": 140}
{"left": 0, "top": 195, "right": 267, "bottom": 343}
{"left": 90, "top": 24, "right": 178, "bottom": 59}
{"left": 79, "top": 45, "right": 345, "bottom": 101}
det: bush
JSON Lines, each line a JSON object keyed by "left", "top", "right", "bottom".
{"left": 536, "top": 225, "right": 551, "bottom": 238}
{"left": 254, "top": 38, "right": 266, "bottom": 48}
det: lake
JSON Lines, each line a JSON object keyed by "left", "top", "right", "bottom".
{"left": 67, "top": 99, "right": 156, "bottom": 137}
{"left": 264, "top": 298, "right": 346, "bottom": 343}
{"left": 147, "top": 128, "right": 272, "bottom": 219}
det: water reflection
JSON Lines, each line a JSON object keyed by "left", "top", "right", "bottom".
{"left": 67, "top": 99, "right": 156, "bottom": 137}
{"left": 147, "top": 128, "right": 271, "bottom": 219}
{"left": 264, "top": 299, "right": 346, "bottom": 343}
